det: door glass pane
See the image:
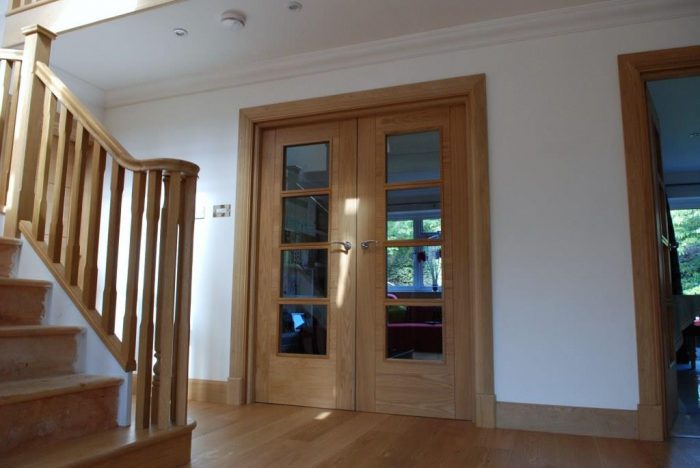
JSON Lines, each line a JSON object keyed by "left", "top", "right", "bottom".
{"left": 284, "top": 143, "right": 329, "bottom": 190}
{"left": 283, "top": 196, "right": 329, "bottom": 243}
{"left": 386, "top": 246, "right": 442, "bottom": 299}
{"left": 279, "top": 304, "right": 327, "bottom": 355}
{"left": 387, "top": 187, "right": 441, "bottom": 240}
{"left": 281, "top": 249, "right": 328, "bottom": 298}
{"left": 386, "top": 305, "right": 442, "bottom": 361}
{"left": 386, "top": 131, "right": 440, "bottom": 183}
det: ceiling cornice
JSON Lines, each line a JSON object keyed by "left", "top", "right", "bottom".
{"left": 104, "top": 0, "right": 700, "bottom": 109}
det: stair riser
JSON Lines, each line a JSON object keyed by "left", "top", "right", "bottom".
{"left": 0, "top": 334, "right": 78, "bottom": 381}
{"left": 0, "top": 242, "right": 20, "bottom": 278}
{"left": 0, "top": 385, "right": 119, "bottom": 453}
{"left": 0, "top": 285, "right": 50, "bottom": 325}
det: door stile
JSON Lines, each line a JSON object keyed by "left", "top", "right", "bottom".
{"left": 356, "top": 116, "right": 377, "bottom": 412}
{"left": 333, "top": 119, "right": 358, "bottom": 410}
{"left": 254, "top": 128, "right": 277, "bottom": 403}
{"left": 450, "top": 104, "right": 474, "bottom": 419}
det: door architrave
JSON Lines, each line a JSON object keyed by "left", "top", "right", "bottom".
{"left": 618, "top": 45, "right": 700, "bottom": 441}
{"left": 228, "top": 75, "right": 495, "bottom": 427}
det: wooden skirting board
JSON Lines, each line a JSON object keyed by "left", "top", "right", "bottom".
{"left": 133, "top": 377, "right": 229, "bottom": 405}
{"left": 173, "top": 377, "right": 637, "bottom": 439}
{"left": 496, "top": 402, "right": 638, "bottom": 439}
{"left": 187, "top": 379, "right": 228, "bottom": 405}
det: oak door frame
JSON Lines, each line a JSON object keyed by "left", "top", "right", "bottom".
{"left": 228, "top": 75, "right": 496, "bottom": 428}
{"left": 618, "top": 45, "right": 700, "bottom": 441}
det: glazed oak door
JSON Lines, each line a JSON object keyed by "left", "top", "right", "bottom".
{"left": 254, "top": 120, "right": 357, "bottom": 410}
{"left": 356, "top": 105, "right": 473, "bottom": 419}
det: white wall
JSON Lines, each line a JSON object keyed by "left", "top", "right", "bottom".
{"left": 52, "top": 65, "right": 106, "bottom": 120}
{"left": 103, "top": 15, "right": 700, "bottom": 411}
{"left": 0, "top": 3, "right": 106, "bottom": 119}
{"left": 0, "top": 0, "right": 7, "bottom": 40}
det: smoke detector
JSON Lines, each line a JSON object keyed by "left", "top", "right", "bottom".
{"left": 220, "top": 10, "right": 246, "bottom": 31}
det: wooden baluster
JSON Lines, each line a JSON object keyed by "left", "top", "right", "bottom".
{"left": 82, "top": 143, "right": 106, "bottom": 309}
{"left": 173, "top": 174, "right": 196, "bottom": 426}
{"left": 0, "top": 60, "right": 11, "bottom": 206}
{"left": 101, "top": 160, "right": 125, "bottom": 334}
{"left": 47, "top": 106, "right": 73, "bottom": 262}
{"left": 151, "top": 173, "right": 170, "bottom": 424}
{"left": 4, "top": 26, "right": 56, "bottom": 238}
{"left": 122, "top": 171, "right": 146, "bottom": 371}
{"left": 156, "top": 173, "right": 181, "bottom": 429}
{"left": 0, "top": 60, "right": 21, "bottom": 207}
{"left": 31, "top": 88, "right": 55, "bottom": 241}
{"left": 0, "top": 60, "right": 11, "bottom": 164}
{"left": 65, "top": 124, "right": 89, "bottom": 284}
{"left": 136, "top": 169, "right": 162, "bottom": 430}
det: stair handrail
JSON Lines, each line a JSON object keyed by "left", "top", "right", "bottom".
{"left": 4, "top": 25, "right": 198, "bottom": 431}
{"left": 34, "top": 62, "right": 199, "bottom": 177}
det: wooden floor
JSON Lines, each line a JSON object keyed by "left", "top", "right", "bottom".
{"left": 187, "top": 401, "right": 700, "bottom": 467}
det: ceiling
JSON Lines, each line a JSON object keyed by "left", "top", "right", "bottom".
{"left": 49, "top": 0, "right": 600, "bottom": 92}
{"left": 648, "top": 76, "right": 700, "bottom": 175}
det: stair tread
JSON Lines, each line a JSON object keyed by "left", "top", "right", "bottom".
{"left": 0, "top": 237, "right": 21, "bottom": 246}
{"left": 0, "top": 325, "right": 83, "bottom": 337}
{"left": 0, "top": 374, "right": 122, "bottom": 405}
{"left": 0, "top": 277, "right": 52, "bottom": 287}
{"left": 1, "top": 420, "right": 196, "bottom": 467}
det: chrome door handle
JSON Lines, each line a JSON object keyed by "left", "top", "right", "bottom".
{"left": 361, "top": 240, "right": 380, "bottom": 249}
{"left": 330, "top": 241, "right": 352, "bottom": 251}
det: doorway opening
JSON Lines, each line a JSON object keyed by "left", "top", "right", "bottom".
{"left": 647, "top": 75, "right": 700, "bottom": 438}
{"left": 619, "top": 45, "right": 700, "bottom": 441}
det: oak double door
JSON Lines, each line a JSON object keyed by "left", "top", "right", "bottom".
{"left": 254, "top": 105, "right": 473, "bottom": 420}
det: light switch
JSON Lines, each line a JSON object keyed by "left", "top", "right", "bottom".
{"left": 213, "top": 204, "right": 231, "bottom": 218}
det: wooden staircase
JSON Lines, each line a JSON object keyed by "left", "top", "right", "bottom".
{"left": 0, "top": 23, "right": 199, "bottom": 468}
{"left": 0, "top": 235, "right": 122, "bottom": 455}
{"left": 0, "top": 208, "right": 194, "bottom": 468}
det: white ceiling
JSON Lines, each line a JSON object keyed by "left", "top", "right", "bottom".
{"left": 50, "top": 0, "right": 600, "bottom": 91}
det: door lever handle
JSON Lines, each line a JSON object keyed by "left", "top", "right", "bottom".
{"left": 360, "top": 240, "right": 380, "bottom": 249}
{"left": 330, "top": 241, "right": 352, "bottom": 251}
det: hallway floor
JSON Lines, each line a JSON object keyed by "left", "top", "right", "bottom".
{"left": 673, "top": 351, "right": 700, "bottom": 438}
{"left": 187, "top": 401, "right": 700, "bottom": 467}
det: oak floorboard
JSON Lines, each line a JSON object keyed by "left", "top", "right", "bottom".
{"left": 185, "top": 401, "right": 700, "bottom": 468}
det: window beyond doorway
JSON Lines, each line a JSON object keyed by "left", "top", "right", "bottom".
{"left": 671, "top": 209, "right": 700, "bottom": 294}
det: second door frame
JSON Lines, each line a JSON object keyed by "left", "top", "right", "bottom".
{"left": 228, "top": 75, "right": 496, "bottom": 427}
{"left": 618, "top": 45, "right": 700, "bottom": 441}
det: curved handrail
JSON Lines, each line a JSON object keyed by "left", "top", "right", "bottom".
{"left": 34, "top": 61, "right": 199, "bottom": 176}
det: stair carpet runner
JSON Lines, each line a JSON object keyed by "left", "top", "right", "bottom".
{"left": 0, "top": 235, "right": 122, "bottom": 463}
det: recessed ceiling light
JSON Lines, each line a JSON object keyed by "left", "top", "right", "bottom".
{"left": 173, "top": 27, "right": 188, "bottom": 37}
{"left": 287, "top": 1, "right": 302, "bottom": 12}
{"left": 220, "top": 10, "right": 246, "bottom": 30}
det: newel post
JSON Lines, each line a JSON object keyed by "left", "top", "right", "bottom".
{"left": 3, "top": 24, "right": 56, "bottom": 238}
